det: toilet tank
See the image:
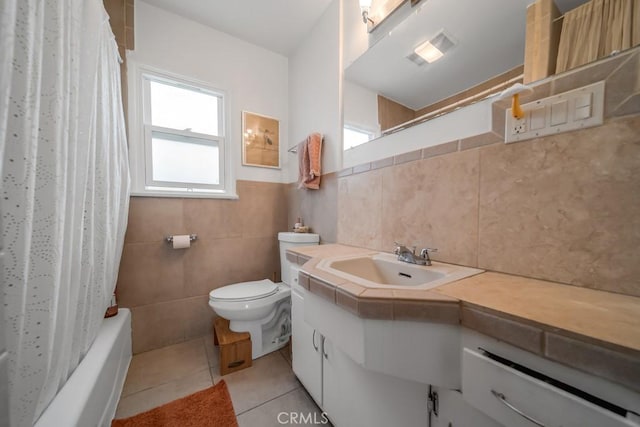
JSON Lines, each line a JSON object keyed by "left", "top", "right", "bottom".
{"left": 278, "top": 232, "right": 320, "bottom": 284}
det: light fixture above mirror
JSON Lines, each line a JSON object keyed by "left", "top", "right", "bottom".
{"left": 359, "top": 0, "right": 373, "bottom": 25}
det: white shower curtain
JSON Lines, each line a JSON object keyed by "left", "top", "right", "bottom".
{"left": 0, "top": 0, "right": 130, "bottom": 426}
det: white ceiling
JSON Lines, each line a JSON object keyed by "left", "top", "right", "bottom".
{"left": 141, "top": 0, "right": 588, "bottom": 59}
{"left": 346, "top": 0, "right": 532, "bottom": 109}
{"left": 141, "top": 0, "right": 333, "bottom": 56}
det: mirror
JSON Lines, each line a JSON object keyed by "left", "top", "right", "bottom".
{"left": 343, "top": 0, "right": 586, "bottom": 148}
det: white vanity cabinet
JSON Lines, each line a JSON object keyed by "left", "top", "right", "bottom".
{"left": 291, "top": 267, "right": 430, "bottom": 426}
{"left": 291, "top": 266, "right": 323, "bottom": 405}
{"left": 289, "top": 250, "right": 640, "bottom": 427}
{"left": 292, "top": 272, "right": 434, "bottom": 426}
{"left": 290, "top": 267, "right": 354, "bottom": 424}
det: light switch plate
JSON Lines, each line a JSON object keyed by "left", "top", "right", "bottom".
{"left": 530, "top": 107, "right": 545, "bottom": 130}
{"left": 550, "top": 100, "right": 568, "bottom": 126}
{"left": 504, "top": 81, "right": 605, "bottom": 144}
{"left": 575, "top": 105, "right": 592, "bottom": 120}
{"left": 574, "top": 92, "right": 592, "bottom": 108}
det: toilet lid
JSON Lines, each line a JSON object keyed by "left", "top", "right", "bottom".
{"left": 209, "top": 279, "right": 279, "bottom": 302}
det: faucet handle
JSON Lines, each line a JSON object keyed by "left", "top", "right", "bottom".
{"left": 420, "top": 247, "right": 438, "bottom": 257}
{"left": 393, "top": 242, "right": 416, "bottom": 254}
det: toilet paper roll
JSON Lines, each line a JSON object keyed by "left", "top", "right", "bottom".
{"left": 172, "top": 235, "right": 191, "bottom": 249}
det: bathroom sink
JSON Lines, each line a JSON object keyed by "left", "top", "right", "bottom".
{"left": 316, "top": 252, "right": 483, "bottom": 290}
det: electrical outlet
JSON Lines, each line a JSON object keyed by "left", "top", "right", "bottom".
{"left": 511, "top": 117, "right": 527, "bottom": 135}
{"left": 505, "top": 81, "right": 604, "bottom": 144}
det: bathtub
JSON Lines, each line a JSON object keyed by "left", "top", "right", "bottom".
{"left": 34, "top": 308, "right": 132, "bottom": 427}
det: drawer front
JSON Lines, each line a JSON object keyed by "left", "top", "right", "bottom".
{"left": 462, "top": 348, "right": 633, "bottom": 427}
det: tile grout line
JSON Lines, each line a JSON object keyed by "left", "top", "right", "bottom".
{"left": 235, "top": 385, "right": 303, "bottom": 417}
{"left": 121, "top": 366, "right": 213, "bottom": 399}
{"left": 232, "top": 349, "right": 300, "bottom": 416}
{"left": 203, "top": 336, "right": 218, "bottom": 385}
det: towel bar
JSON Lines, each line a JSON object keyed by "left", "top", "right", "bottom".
{"left": 288, "top": 135, "right": 325, "bottom": 154}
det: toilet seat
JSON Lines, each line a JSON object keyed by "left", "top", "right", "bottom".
{"left": 209, "top": 279, "right": 279, "bottom": 302}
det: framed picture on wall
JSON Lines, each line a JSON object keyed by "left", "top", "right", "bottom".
{"left": 242, "top": 111, "right": 280, "bottom": 169}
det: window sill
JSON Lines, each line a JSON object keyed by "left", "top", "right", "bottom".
{"left": 130, "top": 190, "right": 239, "bottom": 200}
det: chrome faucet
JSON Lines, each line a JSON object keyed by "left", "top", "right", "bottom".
{"left": 393, "top": 242, "right": 437, "bottom": 266}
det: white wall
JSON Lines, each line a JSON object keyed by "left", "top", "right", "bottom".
{"left": 342, "top": 0, "right": 368, "bottom": 69}
{"left": 343, "top": 80, "right": 380, "bottom": 137}
{"left": 129, "top": 1, "right": 289, "bottom": 183}
{"left": 287, "top": 0, "right": 343, "bottom": 182}
{"left": 343, "top": 99, "right": 493, "bottom": 168}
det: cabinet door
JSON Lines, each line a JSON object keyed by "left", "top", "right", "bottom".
{"left": 323, "top": 337, "right": 429, "bottom": 427}
{"left": 321, "top": 337, "right": 352, "bottom": 427}
{"left": 291, "top": 288, "right": 323, "bottom": 406}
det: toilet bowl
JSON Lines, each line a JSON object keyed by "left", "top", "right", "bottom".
{"left": 208, "top": 232, "right": 319, "bottom": 359}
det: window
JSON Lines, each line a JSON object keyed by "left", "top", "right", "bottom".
{"left": 343, "top": 125, "right": 375, "bottom": 150}
{"left": 130, "top": 66, "right": 235, "bottom": 198}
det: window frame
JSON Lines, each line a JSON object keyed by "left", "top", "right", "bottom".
{"left": 343, "top": 123, "right": 376, "bottom": 150}
{"left": 144, "top": 126, "right": 224, "bottom": 191}
{"left": 128, "top": 62, "right": 237, "bottom": 199}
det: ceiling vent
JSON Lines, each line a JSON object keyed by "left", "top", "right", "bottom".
{"left": 406, "top": 52, "right": 427, "bottom": 66}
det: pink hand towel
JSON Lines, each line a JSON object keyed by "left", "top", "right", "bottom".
{"left": 297, "top": 133, "right": 323, "bottom": 190}
{"left": 305, "top": 133, "right": 323, "bottom": 190}
{"left": 297, "top": 140, "right": 310, "bottom": 189}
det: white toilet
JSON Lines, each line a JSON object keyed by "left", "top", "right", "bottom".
{"left": 209, "top": 232, "right": 320, "bottom": 359}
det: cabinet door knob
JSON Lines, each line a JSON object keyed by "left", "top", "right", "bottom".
{"left": 312, "top": 330, "right": 319, "bottom": 352}
{"left": 322, "top": 336, "right": 328, "bottom": 360}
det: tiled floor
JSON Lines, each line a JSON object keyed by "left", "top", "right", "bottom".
{"left": 115, "top": 335, "right": 327, "bottom": 426}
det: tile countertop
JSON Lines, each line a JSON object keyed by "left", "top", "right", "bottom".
{"left": 288, "top": 243, "right": 640, "bottom": 392}
{"left": 434, "top": 272, "right": 640, "bottom": 354}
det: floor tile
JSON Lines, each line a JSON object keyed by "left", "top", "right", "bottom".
{"left": 237, "top": 388, "right": 330, "bottom": 427}
{"left": 223, "top": 351, "right": 301, "bottom": 415}
{"left": 122, "top": 337, "right": 209, "bottom": 396}
{"left": 115, "top": 368, "right": 213, "bottom": 419}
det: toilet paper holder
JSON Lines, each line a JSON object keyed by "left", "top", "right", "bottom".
{"left": 165, "top": 234, "right": 198, "bottom": 244}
